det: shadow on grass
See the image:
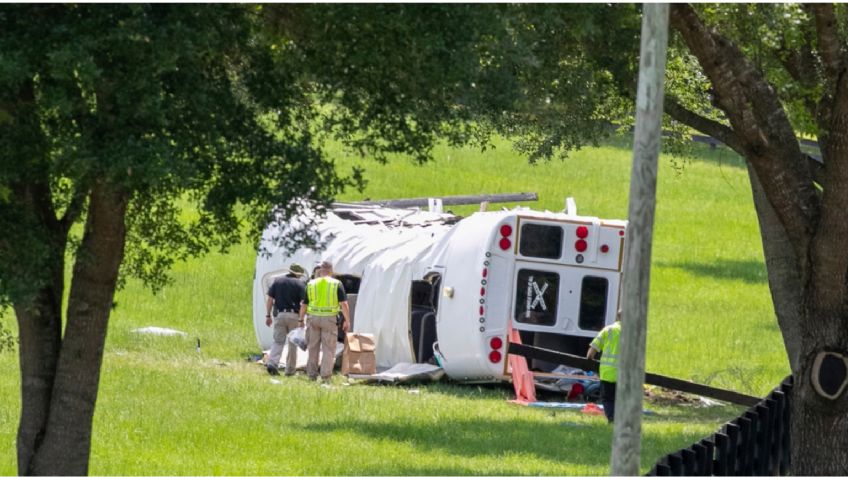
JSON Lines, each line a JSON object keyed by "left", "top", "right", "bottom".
{"left": 288, "top": 400, "right": 718, "bottom": 475}
{"left": 603, "top": 135, "right": 748, "bottom": 171}
{"left": 293, "top": 413, "right": 701, "bottom": 474}
{"left": 659, "top": 259, "right": 767, "bottom": 284}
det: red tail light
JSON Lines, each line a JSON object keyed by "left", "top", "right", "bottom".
{"left": 490, "top": 336, "right": 503, "bottom": 350}
{"left": 576, "top": 226, "right": 589, "bottom": 238}
{"left": 575, "top": 239, "right": 587, "bottom": 252}
{"left": 500, "top": 224, "right": 513, "bottom": 237}
{"left": 499, "top": 238, "right": 511, "bottom": 250}
{"left": 489, "top": 350, "right": 502, "bottom": 363}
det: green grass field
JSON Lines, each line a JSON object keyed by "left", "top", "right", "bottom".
{"left": 0, "top": 137, "right": 789, "bottom": 475}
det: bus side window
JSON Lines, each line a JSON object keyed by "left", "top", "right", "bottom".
{"left": 578, "top": 276, "right": 608, "bottom": 331}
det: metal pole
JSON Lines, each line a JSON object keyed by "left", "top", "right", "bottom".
{"left": 610, "top": 4, "right": 669, "bottom": 476}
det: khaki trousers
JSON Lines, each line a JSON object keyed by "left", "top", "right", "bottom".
{"left": 306, "top": 315, "right": 338, "bottom": 380}
{"left": 268, "top": 312, "right": 300, "bottom": 375}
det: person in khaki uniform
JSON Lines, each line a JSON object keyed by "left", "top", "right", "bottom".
{"left": 299, "top": 261, "right": 350, "bottom": 383}
{"left": 265, "top": 264, "right": 306, "bottom": 376}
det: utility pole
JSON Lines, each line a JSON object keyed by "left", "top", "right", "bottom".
{"left": 611, "top": 4, "right": 669, "bottom": 476}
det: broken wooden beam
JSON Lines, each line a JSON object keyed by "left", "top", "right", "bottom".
{"left": 343, "top": 192, "right": 538, "bottom": 209}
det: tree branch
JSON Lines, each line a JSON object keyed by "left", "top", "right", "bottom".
{"left": 669, "top": 4, "right": 766, "bottom": 149}
{"left": 776, "top": 31, "right": 820, "bottom": 123}
{"left": 663, "top": 97, "right": 744, "bottom": 153}
{"left": 806, "top": 4, "right": 843, "bottom": 85}
{"left": 59, "top": 185, "right": 88, "bottom": 233}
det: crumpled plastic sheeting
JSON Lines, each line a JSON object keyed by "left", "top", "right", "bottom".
{"left": 254, "top": 208, "right": 454, "bottom": 368}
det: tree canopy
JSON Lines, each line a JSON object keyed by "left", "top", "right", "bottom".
{"left": 4, "top": 4, "right": 848, "bottom": 475}
{"left": 1, "top": 4, "right": 638, "bottom": 474}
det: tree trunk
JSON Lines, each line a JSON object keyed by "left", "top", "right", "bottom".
{"left": 791, "top": 303, "right": 848, "bottom": 475}
{"left": 26, "top": 182, "right": 129, "bottom": 475}
{"left": 10, "top": 180, "right": 68, "bottom": 475}
{"left": 746, "top": 164, "right": 803, "bottom": 373}
{"left": 14, "top": 287, "right": 62, "bottom": 475}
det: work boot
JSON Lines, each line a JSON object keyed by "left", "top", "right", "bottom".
{"left": 266, "top": 364, "right": 280, "bottom": 376}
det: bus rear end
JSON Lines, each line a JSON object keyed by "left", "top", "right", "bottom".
{"left": 506, "top": 214, "right": 626, "bottom": 371}
{"left": 434, "top": 210, "right": 626, "bottom": 381}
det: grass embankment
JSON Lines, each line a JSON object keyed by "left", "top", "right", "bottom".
{"left": 0, "top": 137, "right": 788, "bottom": 475}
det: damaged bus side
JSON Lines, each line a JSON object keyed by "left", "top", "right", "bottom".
{"left": 252, "top": 203, "right": 626, "bottom": 382}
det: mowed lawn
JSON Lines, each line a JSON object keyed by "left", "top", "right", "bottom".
{"left": 0, "top": 137, "right": 789, "bottom": 475}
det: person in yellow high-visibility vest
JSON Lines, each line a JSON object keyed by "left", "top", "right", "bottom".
{"left": 299, "top": 260, "right": 350, "bottom": 383}
{"left": 586, "top": 311, "right": 621, "bottom": 423}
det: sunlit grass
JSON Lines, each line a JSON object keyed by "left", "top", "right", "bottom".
{"left": 0, "top": 136, "right": 786, "bottom": 475}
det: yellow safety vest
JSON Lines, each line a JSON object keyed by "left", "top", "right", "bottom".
{"left": 306, "top": 277, "right": 341, "bottom": 316}
{"left": 590, "top": 321, "right": 621, "bottom": 383}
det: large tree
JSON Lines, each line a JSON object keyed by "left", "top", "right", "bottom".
{"left": 0, "top": 5, "right": 347, "bottom": 474}
{"left": 0, "top": 4, "right": 558, "bottom": 474}
{"left": 501, "top": 4, "right": 848, "bottom": 474}
{"left": 3, "top": 4, "right": 626, "bottom": 474}
{"left": 664, "top": 5, "right": 848, "bottom": 474}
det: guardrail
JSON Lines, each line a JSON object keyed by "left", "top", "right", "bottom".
{"left": 647, "top": 377, "right": 792, "bottom": 476}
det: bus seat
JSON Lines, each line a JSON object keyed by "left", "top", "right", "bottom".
{"left": 417, "top": 312, "right": 437, "bottom": 363}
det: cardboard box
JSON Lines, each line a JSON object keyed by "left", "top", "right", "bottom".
{"left": 341, "top": 333, "right": 376, "bottom": 375}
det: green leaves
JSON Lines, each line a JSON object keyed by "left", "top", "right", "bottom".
{"left": 0, "top": 5, "right": 352, "bottom": 296}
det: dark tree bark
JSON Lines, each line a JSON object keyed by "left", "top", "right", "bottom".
{"left": 15, "top": 290, "right": 62, "bottom": 476}
{"left": 747, "top": 164, "right": 803, "bottom": 373}
{"left": 13, "top": 182, "right": 129, "bottom": 475}
{"left": 9, "top": 181, "right": 67, "bottom": 475}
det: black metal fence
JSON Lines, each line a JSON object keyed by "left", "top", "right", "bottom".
{"left": 647, "top": 377, "right": 792, "bottom": 476}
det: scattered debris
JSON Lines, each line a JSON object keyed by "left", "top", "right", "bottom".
{"left": 582, "top": 402, "right": 605, "bottom": 416}
{"left": 348, "top": 363, "right": 445, "bottom": 384}
{"left": 644, "top": 385, "right": 712, "bottom": 406}
{"left": 698, "top": 396, "right": 725, "bottom": 407}
{"left": 131, "top": 326, "right": 187, "bottom": 337}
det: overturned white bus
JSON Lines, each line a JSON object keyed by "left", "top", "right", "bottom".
{"left": 252, "top": 201, "right": 627, "bottom": 382}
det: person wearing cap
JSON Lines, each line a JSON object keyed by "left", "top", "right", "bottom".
{"left": 586, "top": 310, "right": 622, "bottom": 423}
{"left": 299, "top": 260, "right": 350, "bottom": 383}
{"left": 265, "top": 264, "right": 307, "bottom": 376}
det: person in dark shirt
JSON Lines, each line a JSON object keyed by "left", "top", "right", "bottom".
{"left": 265, "top": 264, "right": 307, "bottom": 376}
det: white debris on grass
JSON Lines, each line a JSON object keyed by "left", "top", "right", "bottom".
{"left": 699, "top": 396, "right": 725, "bottom": 407}
{"left": 131, "top": 326, "right": 188, "bottom": 337}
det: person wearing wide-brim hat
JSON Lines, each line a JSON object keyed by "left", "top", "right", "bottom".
{"left": 265, "top": 263, "right": 307, "bottom": 376}
{"left": 288, "top": 263, "right": 308, "bottom": 283}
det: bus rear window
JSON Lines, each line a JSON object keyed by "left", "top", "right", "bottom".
{"left": 519, "top": 223, "right": 563, "bottom": 259}
{"left": 578, "top": 276, "right": 608, "bottom": 331}
{"left": 514, "top": 269, "right": 559, "bottom": 326}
